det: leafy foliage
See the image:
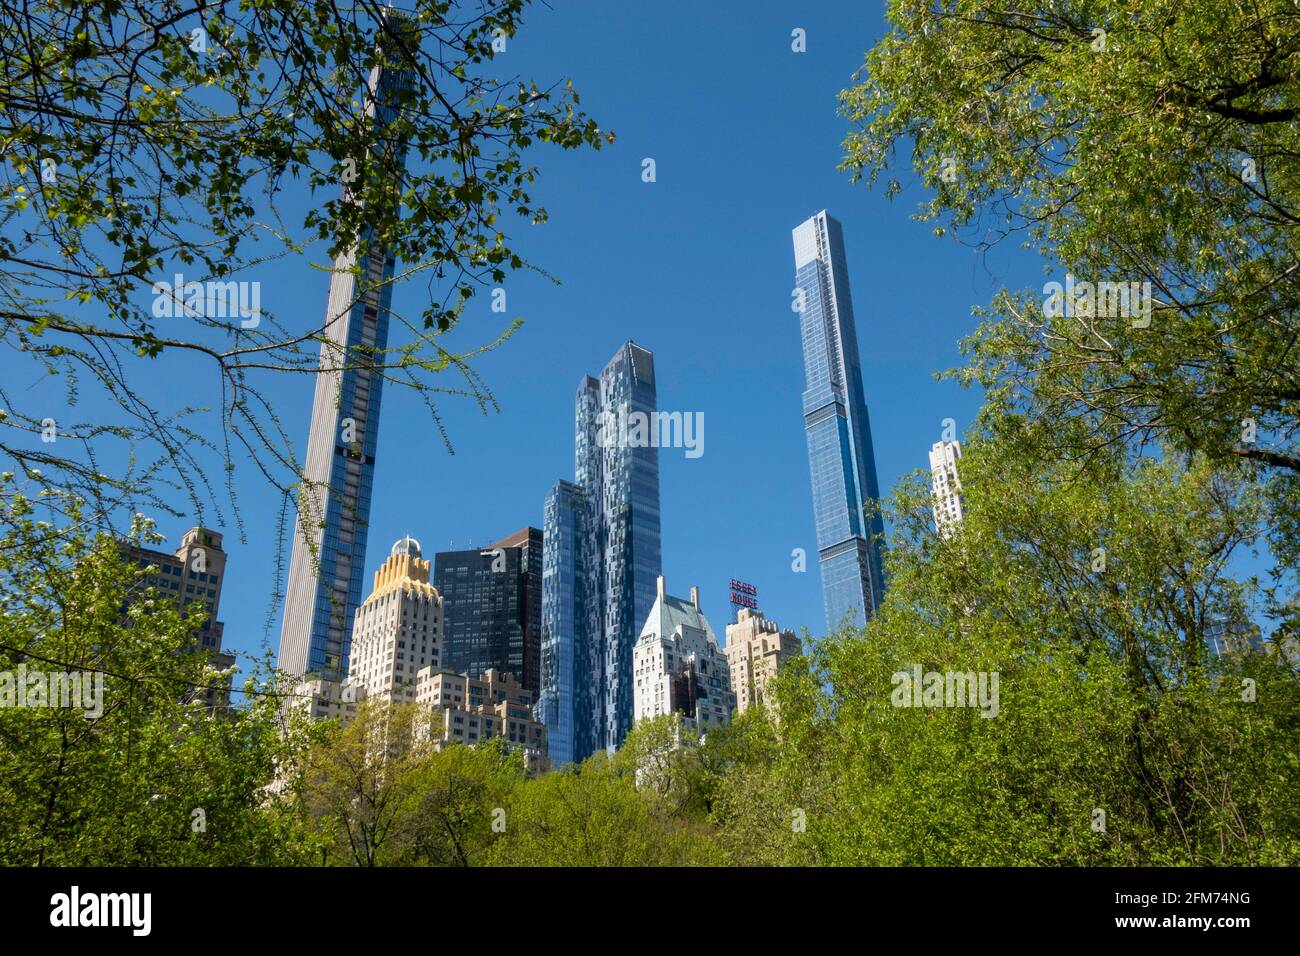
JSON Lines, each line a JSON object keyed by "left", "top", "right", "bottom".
{"left": 5, "top": 2, "right": 1299, "bottom": 869}
{"left": 0, "top": 482, "right": 314, "bottom": 865}
{"left": 760, "top": 440, "right": 1300, "bottom": 865}
{"left": 290, "top": 698, "right": 522, "bottom": 866}
{"left": 840, "top": 1, "right": 1300, "bottom": 533}
{"left": 0, "top": 0, "right": 611, "bottom": 533}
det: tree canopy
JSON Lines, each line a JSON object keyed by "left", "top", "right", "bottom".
{"left": 840, "top": 0, "right": 1300, "bottom": 554}
{"left": 1, "top": 0, "right": 610, "bottom": 534}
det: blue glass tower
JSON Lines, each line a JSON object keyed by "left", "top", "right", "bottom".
{"left": 792, "top": 211, "right": 887, "bottom": 632}
{"left": 538, "top": 481, "right": 589, "bottom": 765}
{"left": 278, "top": 16, "right": 416, "bottom": 681}
{"left": 538, "top": 342, "right": 662, "bottom": 763}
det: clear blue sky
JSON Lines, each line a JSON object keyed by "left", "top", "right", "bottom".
{"left": 327, "top": 1, "right": 1029, "bottom": 652}
{"left": 5, "top": 2, "right": 1044, "bottom": 667}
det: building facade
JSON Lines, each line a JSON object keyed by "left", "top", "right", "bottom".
{"left": 929, "top": 439, "right": 965, "bottom": 538}
{"left": 538, "top": 342, "right": 662, "bottom": 763}
{"left": 632, "top": 576, "right": 734, "bottom": 733}
{"left": 289, "top": 675, "right": 364, "bottom": 723}
{"left": 122, "top": 526, "right": 235, "bottom": 709}
{"left": 278, "top": 14, "right": 417, "bottom": 682}
{"left": 292, "top": 538, "right": 546, "bottom": 765}
{"left": 725, "top": 608, "right": 801, "bottom": 715}
{"left": 1206, "top": 619, "right": 1264, "bottom": 659}
{"left": 414, "top": 667, "right": 547, "bottom": 765}
{"left": 537, "top": 480, "right": 589, "bottom": 766}
{"left": 433, "top": 526, "right": 543, "bottom": 695}
{"left": 347, "top": 535, "right": 444, "bottom": 705}
{"left": 792, "top": 211, "right": 887, "bottom": 632}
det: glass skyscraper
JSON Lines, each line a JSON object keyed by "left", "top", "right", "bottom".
{"left": 537, "top": 342, "right": 662, "bottom": 764}
{"left": 433, "top": 527, "right": 543, "bottom": 695}
{"left": 278, "top": 15, "right": 416, "bottom": 681}
{"left": 792, "top": 211, "right": 887, "bottom": 632}
{"left": 538, "top": 480, "right": 589, "bottom": 765}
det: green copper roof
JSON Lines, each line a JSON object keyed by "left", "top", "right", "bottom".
{"left": 639, "top": 591, "right": 719, "bottom": 648}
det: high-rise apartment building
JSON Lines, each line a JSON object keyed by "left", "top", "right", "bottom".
{"left": 278, "top": 14, "right": 417, "bottom": 682}
{"left": 792, "top": 210, "right": 887, "bottom": 631}
{"left": 291, "top": 664, "right": 546, "bottom": 767}
{"left": 289, "top": 675, "right": 363, "bottom": 723}
{"left": 929, "top": 439, "right": 965, "bottom": 538}
{"left": 433, "top": 527, "right": 543, "bottom": 695}
{"left": 293, "top": 539, "right": 546, "bottom": 766}
{"left": 537, "top": 480, "right": 588, "bottom": 766}
{"left": 725, "top": 608, "right": 801, "bottom": 715}
{"left": 632, "top": 577, "right": 734, "bottom": 732}
{"left": 538, "top": 342, "right": 662, "bottom": 764}
{"left": 414, "top": 667, "right": 547, "bottom": 767}
{"left": 347, "top": 535, "right": 444, "bottom": 705}
{"left": 122, "top": 526, "right": 235, "bottom": 709}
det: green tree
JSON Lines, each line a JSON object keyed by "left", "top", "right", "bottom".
{"left": 0, "top": 0, "right": 611, "bottom": 530}
{"left": 291, "top": 701, "right": 524, "bottom": 866}
{"left": 405, "top": 739, "right": 522, "bottom": 866}
{"left": 292, "top": 697, "right": 434, "bottom": 866}
{"left": 611, "top": 713, "right": 701, "bottom": 813}
{"left": 840, "top": 1, "right": 1300, "bottom": 556}
{"left": 700, "top": 705, "right": 823, "bottom": 866}
{"left": 487, "top": 747, "right": 723, "bottom": 866}
{"left": 735, "top": 436, "right": 1300, "bottom": 865}
{"left": 0, "top": 482, "right": 313, "bottom": 865}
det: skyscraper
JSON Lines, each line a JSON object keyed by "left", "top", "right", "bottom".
{"left": 433, "top": 527, "right": 543, "bottom": 695}
{"left": 347, "top": 535, "right": 444, "bottom": 705}
{"left": 538, "top": 342, "right": 662, "bottom": 763}
{"left": 792, "top": 210, "right": 887, "bottom": 631}
{"left": 929, "top": 439, "right": 965, "bottom": 538}
{"left": 122, "top": 526, "right": 235, "bottom": 710}
{"left": 725, "top": 608, "right": 801, "bottom": 716}
{"left": 278, "top": 15, "right": 416, "bottom": 681}
{"left": 537, "top": 481, "right": 589, "bottom": 765}
{"left": 633, "top": 576, "right": 734, "bottom": 733}
{"left": 1205, "top": 618, "right": 1264, "bottom": 659}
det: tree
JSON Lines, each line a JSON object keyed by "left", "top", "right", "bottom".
{"left": 291, "top": 697, "right": 434, "bottom": 866}
{"left": 1, "top": 0, "right": 611, "bottom": 533}
{"left": 839, "top": 1, "right": 1300, "bottom": 553}
{"left": 611, "top": 713, "right": 699, "bottom": 810}
{"left": 0, "top": 482, "right": 313, "bottom": 865}
{"left": 290, "top": 701, "right": 524, "bottom": 866}
{"left": 487, "top": 749, "right": 723, "bottom": 866}
{"left": 740, "top": 433, "right": 1300, "bottom": 865}
{"left": 405, "top": 739, "right": 522, "bottom": 866}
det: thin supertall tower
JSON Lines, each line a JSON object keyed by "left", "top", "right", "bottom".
{"left": 791, "top": 211, "right": 887, "bottom": 632}
{"left": 278, "top": 15, "right": 417, "bottom": 681}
